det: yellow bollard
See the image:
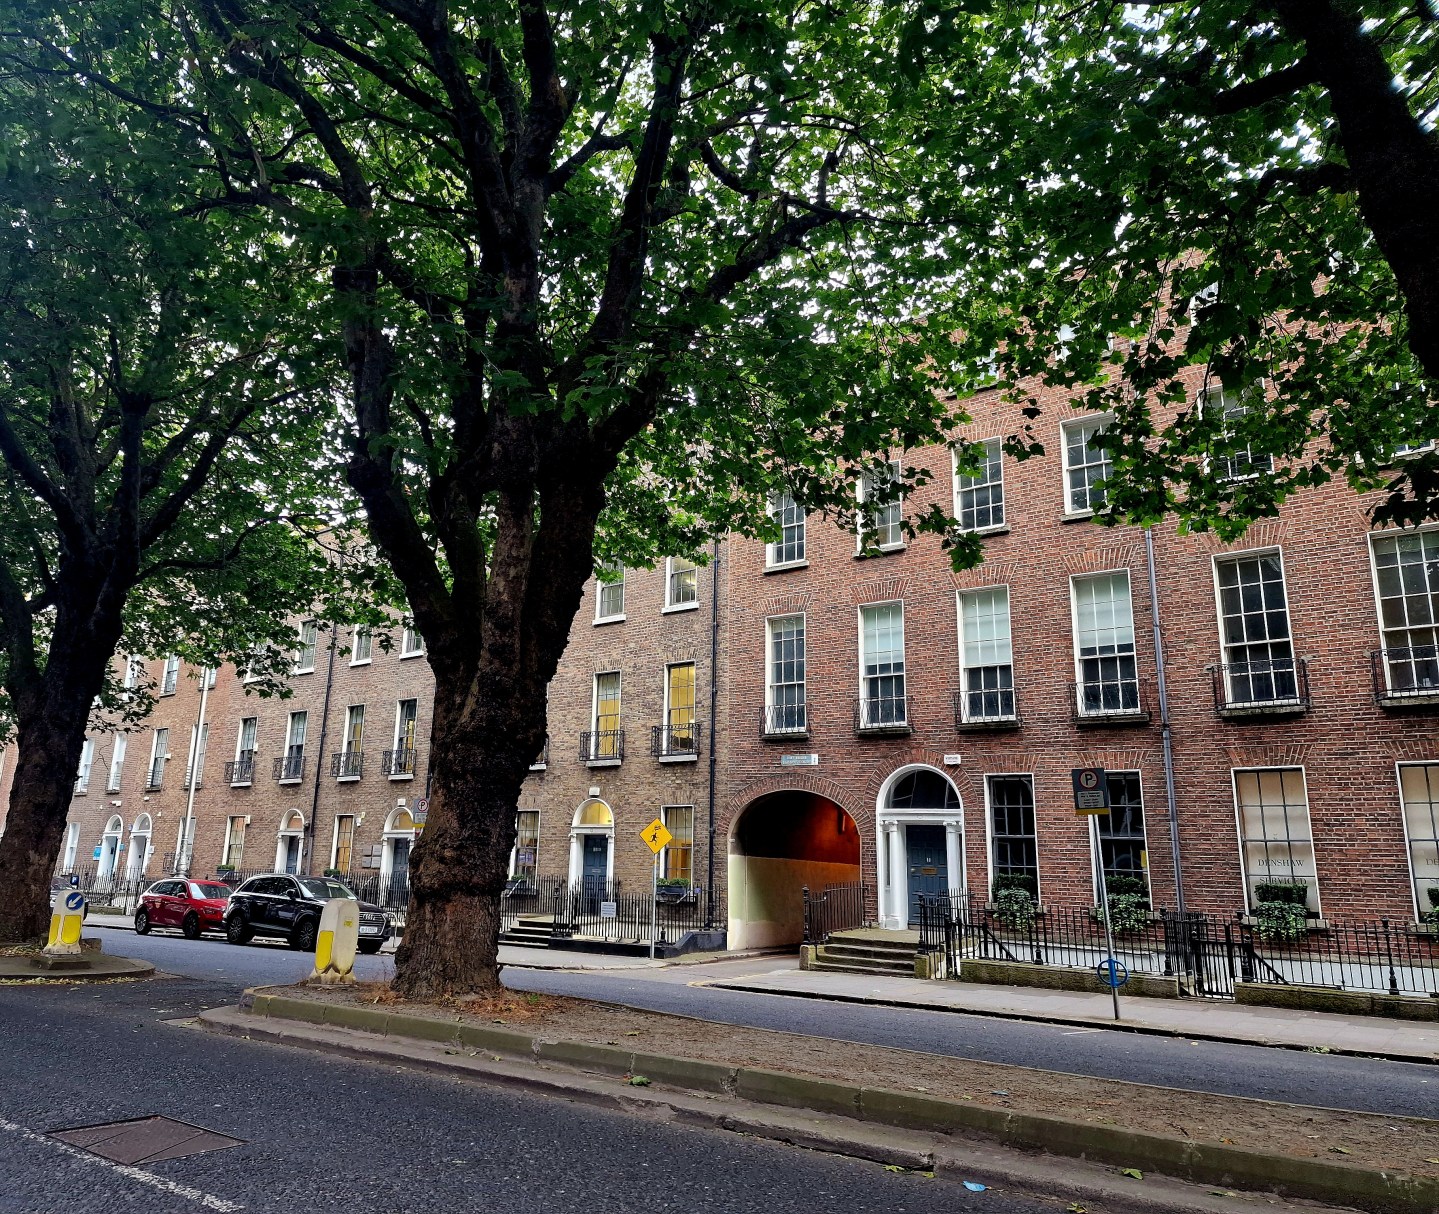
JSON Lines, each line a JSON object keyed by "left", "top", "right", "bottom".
{"left": 310, "top": 898, "right": 360, "bottom": 984}
{"left": 45, "top": 891, "right": 86, "bottom": 954}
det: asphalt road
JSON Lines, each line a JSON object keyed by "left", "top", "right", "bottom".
{"left": 96, "top": 928, "right": 1439, "bottom": 1119}
{"left": 0, "top": 980, "right": 1059, "bottom": 1214}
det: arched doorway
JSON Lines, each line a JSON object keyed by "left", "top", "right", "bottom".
{"left": 728, "top": 790, "right": 860, "bottom": 949}
{"left": 275, "top": 810, "right": 305, "bottom": 874}
{"left": 97, "top": 815, "right": 123, "bottom": 884}
{"left": 125, "top": 813, "right": 152, "bottom": 882}
{"left": 381, "top": 807, "right": 416, "bottom": 894}
{"left": 567, "top": 799, "right": 614, "bottom": 893}
{"left": 876, "top": 766, "right": 965, "bottom": 929}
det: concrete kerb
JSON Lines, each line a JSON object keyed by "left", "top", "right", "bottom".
{"left": 231, "top": 985, "right": 1439, "bottom": 1214}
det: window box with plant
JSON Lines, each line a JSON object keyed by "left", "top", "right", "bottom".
{"left": 988, "top": 873, "right": 1039, "bottom": 928}
{"left": 655, "top": 877, "right": 696, "bottom": 904}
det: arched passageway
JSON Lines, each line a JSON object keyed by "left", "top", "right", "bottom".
{"left": 727, "top": 790, "right": 860, "bottom": 949}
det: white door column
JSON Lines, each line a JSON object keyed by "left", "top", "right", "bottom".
{"left": 943, "top": 819, "right": 964, "bottom": 898}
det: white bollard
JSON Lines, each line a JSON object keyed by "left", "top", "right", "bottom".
{"left": 309, "top": 898, "right": 360, "bottom": 984}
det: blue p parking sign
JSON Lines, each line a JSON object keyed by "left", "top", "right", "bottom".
{"left": 1097, "top": 957, "right": 1128, "bottom": 989}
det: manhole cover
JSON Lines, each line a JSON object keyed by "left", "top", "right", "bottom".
{"left": 49, "top": 1116, "right": 242, "bottom": 1165}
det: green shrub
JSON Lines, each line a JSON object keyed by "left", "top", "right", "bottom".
{"left": 323, "top": 868, "right": 343, "bottom": 879}
{"left": 993, "top": 886, "right": 1037, "bottom": 928}
{"left": 1253, "top": 900, "right": 1309, "bottom": 941}
{"left": 1104, "top": 874, "right": 1148, "bottom": 899}
{"left": 991, "top": 872, "right": 1038, "bottom": 900}
{"left": 656, "top": 877, "right": 691, "bottom": 890}
{"left": 1254, "top": 880, "right": 1309, "bottom": 906}
{"left": 1096, "top": 892, "right": 1151, "bottom": 935}
{"left": 1427, "top": 886, "right": 1439, "bottom": 910}
{"left": 1421, "top": 888, "right": 1439, "bottom": 924}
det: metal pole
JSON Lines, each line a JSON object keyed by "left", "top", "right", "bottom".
{"left": 1145, "top": 527, "right": 1186, "bottom": 916}
{"left": 304, "top": 618, "right": 341, "bottom": 877}
{"left": 649, "top": 850, "right": 658, "bottom": 961}
{"left": 1094, "top": 820, "right": 1121, "bottom": 1021}
{"left": 179, "top": 671, "right": 211, "bottom": 878}
{"left": 705, "top": 538, "right": 720, "bottom": 929}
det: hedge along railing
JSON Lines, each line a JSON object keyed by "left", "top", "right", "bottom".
{"left": 802, "top": 882, "right": 869, "bottom": 945}
{"left": 1231, "top": 914, "right": 1439, "bottom": 998}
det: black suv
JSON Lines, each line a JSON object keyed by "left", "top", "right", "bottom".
{"left": 223, "top": 874, "right": 392, "bottom": 954}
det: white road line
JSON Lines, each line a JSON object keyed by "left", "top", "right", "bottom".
{"left": 1061, "top": 1028, "right": 1101, "bottom": 1035}
{"left": 0, "top": 1116, "right": 244, "bottom": 1212}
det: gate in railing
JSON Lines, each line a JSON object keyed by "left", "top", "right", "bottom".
{"left": 801, "top": 883, "right": 870, "bottom": 945}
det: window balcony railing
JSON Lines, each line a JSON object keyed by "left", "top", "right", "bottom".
{"left": 273, "top": 754, "right": 306, "bottom": 782}
{"left": 651, "top": 723, "right": 702, "bottom": 760}
{"left": 1071, "top": 677, "right": 1150, "bottom": 726}
{"left": 579, "top": 730, "right": 625, "bottom": 764}
{"left": 224, "top": 758, "right": 254, "bottom": 787}
{"left": 954, "top": 687, "right": 1021, "bottom": 731}
{"left": 854, "top": 694, "right": 912, "bottom": 735}
{"left": 382, "top": 748, "right": 417, "bottom": 777}
{"left": 331, "top": 751, "right": 364, "bottom": 779}
{"left": 1372, "top": 648, "right": 1439, "bottom": 707}
{"left": 145, "top": 763, "right": 165, "bottom": 792}
{"left": 529, "top": 736, "right": 550, "bottom": 771}
{"left": 1211, "top": 657, "right": 1310, "bottom": 718}
{"left": 761, "top": 704, "right": 808, "bottom": 739}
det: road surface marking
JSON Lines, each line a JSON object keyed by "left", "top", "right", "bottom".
{"left": 1061, "top": 1028, "right": 1101, "bottom": 1035}
{"left": 0, "top": 1116, "right": 244, "bottom": 1212}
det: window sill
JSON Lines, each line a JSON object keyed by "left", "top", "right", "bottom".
{"left": 349, "top": 659, "right": 372, "bottom": 668}
{"left": 1377, "top": 690, "right": 1439, "bottom": 711}
{"left": 657, "top": 753, "right": 699, "bottom": 764}
{"left": 761, "top": 729, "right": 810, "bottom": 742}
{"left": 229, "top": 781, "right": 252, "bottom": 789}
{"left": 856, "top": 722, "right": 913, "bottom": 738}
{"left": 764, "top": 560, "right": 809, "bottom": 575}
{"left": 1060, "top": 511, "right": 1095, "bottom": 524}
{"left": 73, "top": 789, "right": 88, "bottom": 797}
{"left": 1216, "top": 700, "right": 1309, "bottom": 721}
{"left": 956, "top": 716, "right": 1021, "bottom": 733}
{"left": 594, "top": 614, "right": 627, "bottom": 626}
{"left": 292, "top": 668, "right": 315, "bottom": 676}
{"left": 962, "top": 525, "right": 1010, "bottom": 538}
{"left": 527, "top": 763, "right": 548, "bottom": 772}
{"left": 335, "top": 775, "right": 362, "bottom": 784}
{"left": 854, "top": 544, "right": 906, "bottom": 559}
{"left": 399, "top": 651, "right": 424, "bottom": 660}
{"left": 662, "top": 602, "right": 700, "bottom": 614}
{"left": 388, "top": 772, "right": 415, "bottom": 782}
{"left": 1074, "top": 710, "right": 1151, "bottom": 730}
{"left": 277, "top": 777, "right": 304, "bottom": 786}
{"left": 586, "top": 758, "right": 623, "bottom": 769}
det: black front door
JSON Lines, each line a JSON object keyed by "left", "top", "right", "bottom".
{"left": 906, "top": 824, "right": 948, "bottom": 923}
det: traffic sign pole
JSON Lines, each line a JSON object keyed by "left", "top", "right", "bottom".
{"left": 1093, "top": 823, "right": 1121, "bottom": 1022}
{"left": 650, "top": 850, "right": 658, "bottom": 961}
{"left": 640, "top": 817, "right": 672, "bottom": 961}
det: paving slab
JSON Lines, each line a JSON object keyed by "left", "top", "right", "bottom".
{"left": 697, "top": 965, "right": 1439, "bottom": 1062}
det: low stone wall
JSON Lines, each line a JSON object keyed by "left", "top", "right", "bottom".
{"left": 960, "top": 957, "right": 1183, "bottom": 999}
{"left": 1235, "top": 981, "right": 1439, "bottom": 1021}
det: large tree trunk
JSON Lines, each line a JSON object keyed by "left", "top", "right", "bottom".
{"left": 0, "top": 707, "right": 95, "bottom": 943}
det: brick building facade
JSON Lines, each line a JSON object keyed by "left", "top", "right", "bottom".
{"left": 2, "top": 367, "right": 1436, "bottom": 951}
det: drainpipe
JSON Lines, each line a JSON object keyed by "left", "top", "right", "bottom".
{"left": 1144, "top": 526, "right": 1186, "bottom": 916}
{"left": 705, "top": 538, "right": 721, "bottom": 930}
{"left": 178, "top": 671, "right": 211, "bottom": 878}
{"left": 304, "top": 620, "right": 340, "bottom": 877}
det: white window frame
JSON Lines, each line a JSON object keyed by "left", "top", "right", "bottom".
{"left": 390, "top": 699, "right": 418, "bottom": 779}
{"left": 983, "top": 772, "right": 1040, "bottom": 903}
{"left": 1061, "top": 416, "right": 1113, "bottom": 517}
{"left": 957, "top": 587, "right": 1016, "bottom": 723}
{"left": 857, "top": 600, "right": 908, "bottom": 729}
{"left": 1368, "top": 526, "right": 1439, "bottom": 699}
{"left": 1069, "top": 569, "right": 1140, "bottom": 717}
{"left": 510, "top": 809, "right": 541, "bottom": 882}
{"left": 123, "top": 656, "right": 142, "bottom": 690}
{"left": 1211, "top": 548, "right": 1300, "bottom": 707}
{"left": 1089, "top": 770, "right": 1151, "bottom": 902}
{"left": 146, "top": 728, "right": 169, "bottom": 790}
{"left": 1201, "top": 385, "right": 1274, "bottom": 482}
{"left": 350, "top": 626, "right": 373, "bottom": 666}
{"left": 183, "top": 723, "right": 209, "bottom": 789}
{"left": 952, "top": 439, "right": 1006, "bottom": 533}
{"left": 857, "top": 458, "right": 905, "bottom": 553}
{"left": 280, "top": 711, "right": 307, "bottom": 783}
{"left": 764, "top": 614, "right": 807, "bottom": 735}
{"left": 661, "top": 804, "right": 696, "bottom": 882}
{"left": 588, "top": 672, "right": 623, "bottom": 763}
{"left": 294, "top": 621, "right": 318, "bottom": 674}
{"left": 1398, "top": 762, "right": 1439, "bottom": 921}
{"left": 106, "top": 734, "right": 127, "bottom": 792}
{"left": 765, "top": 493, "right": 807, "bottom": 569}
{"left": 663, "top": 557, "right": 700, "bottom": 612}
{"left": 160, "top": 655, "right": 180, "bottom": 696}
{"left": 330, "top": 813, "right": 357, "bottom": 872}
{"left": 400, "top": 626, "right": 423, "bottom": 657}
{"left": 62, "top": 823, "right": 80, "bottom": 871}
{"left": 222, "top": 815, "right": 247, "bottom": 870}
{"left": 75, "top": 739, "right": 95, "bottom": 794}
{"left": 595, "top": 567, "right": 626, "bottom": 623}
{"left": 1232, "top": 765, "right": 1320, "bottom": 915}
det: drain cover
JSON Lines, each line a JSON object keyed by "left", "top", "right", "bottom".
{"left": 49, "top": 1116, "right": 242, "bottom": 1165}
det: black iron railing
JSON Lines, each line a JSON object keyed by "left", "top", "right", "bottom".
{"left": 224, "top": 757, "right": 254, "bottom": 785}
{"left": 854, "top": 694, "right": 911, "bottom": 734}
{"left": 579, "top": 730, "right": 625, "bottom": 763}
{"left": 761, "top": 703, "right": 808, "bottom": 738}
{"left": 953, "top": 686, "right": 1020, "bottom": 729}
{"left": 1071, "top": 676, "right": 1149, "bottom": 724}
{"left": 331, "top": 751, "right": 364, "bottom": 778}
{"left": 1229, "top": 913, "right": 1439, "bottom": 997}
{"left": 651, "top": 723, "right": 702, "bottom": 758}
{"left": 1372, "top": 648, "right": 1439, "bottom": 705}
{"left": 382, "top": 748, "right": 417, "bottom": 776}
{"left": 546, "top": 879, "right": 719, "bottom": 946}
{"left": 145, "top": 762, "right": 164, "bottom": 791}
{"left": 500, "top": 873, "right": 569, "bottom": 932}
{"left": 273, "top": 754, "right": 305, "bottom": 782}
{"left": 802, "top": 882, "right": 870, "bottom": 945}
{"left": 1211, "top": 657, "right": 1310, "bottom": 715}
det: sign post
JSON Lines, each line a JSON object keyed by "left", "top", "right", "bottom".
{"left": 640, "top": 818, "right": 674, "bottom": 961}
{"left": 1072, "top": 767, "right": 1121, "bottom": 1022}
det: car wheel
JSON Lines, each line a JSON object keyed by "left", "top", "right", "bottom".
{"left": 290, "top": 917, "right": 318, "bottom": 952}
{"left": 134, "top": 908, "right": 150, "bottom": 935}
{"left": 225, "top": 915, "right": 252, "bottom": 945}
{"left": 358, "top": 941, "right": 383, "bottom": 956}
{"left": 181, "top": 912, "right": 201, "bottom": 940}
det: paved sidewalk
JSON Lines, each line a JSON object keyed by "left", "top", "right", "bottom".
{"left": 696, "top": 963, "right": 1439, "bottom": 1062}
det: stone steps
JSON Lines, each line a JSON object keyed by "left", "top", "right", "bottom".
{"left": 807, "top": 929, "right": 918, "bottom": 976}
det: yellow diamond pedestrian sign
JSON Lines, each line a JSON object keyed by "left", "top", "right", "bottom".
{"left": 641, "top": 818, "right": 673, "bottom": 854}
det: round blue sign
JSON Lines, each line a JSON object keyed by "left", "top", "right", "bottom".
{"left": 64, "top": 891, "right": 85, "bottom": 912}
{"left": 1096, "top": 957, "right": 1128, "bottom": 988}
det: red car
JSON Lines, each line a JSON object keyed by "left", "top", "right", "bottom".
{"left": 134, "top": 879, "right": 233, "bottom": 939}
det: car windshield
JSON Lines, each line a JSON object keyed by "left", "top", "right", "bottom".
{"left": 299, "top": 879, "right": 355, "bottom": 900}
{"left": 192, "top": 883, "right": 232, "bottom": 900}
